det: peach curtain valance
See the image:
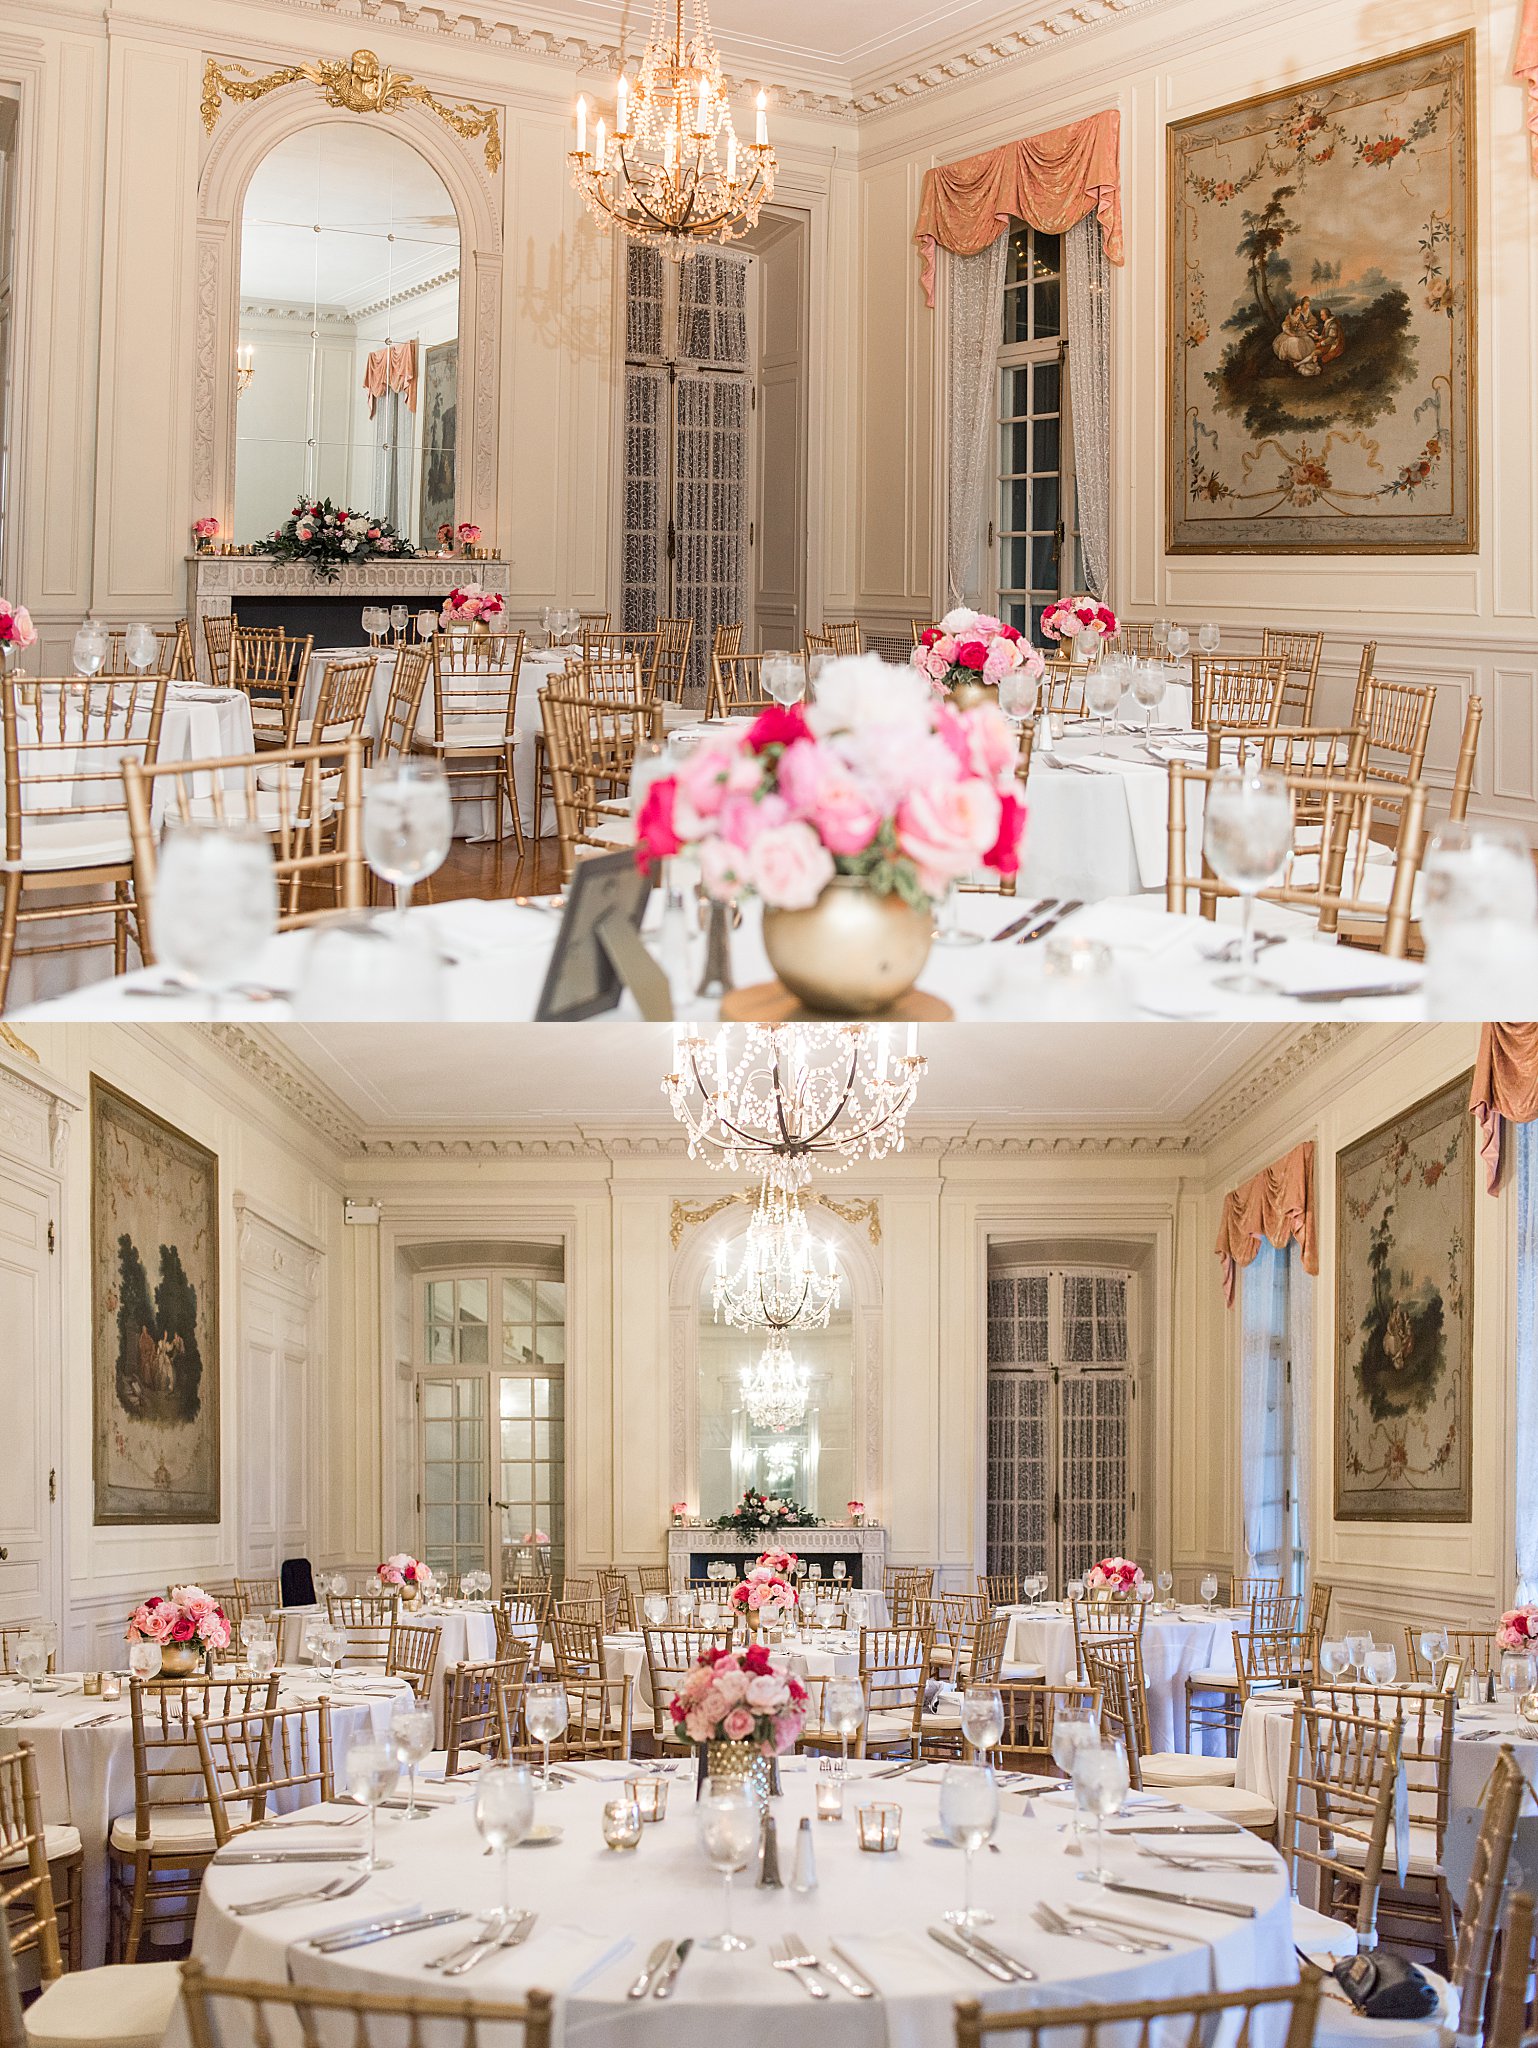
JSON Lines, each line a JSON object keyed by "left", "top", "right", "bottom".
{"left": 363, "top": 341, "right": 419, "bottom": 419}
{"left": 1519, "top": 0, "right": 1538, "bottom": 176}
{"left": 913, "top": 111, "right": 1124, "bottom": 308}
{"left": 1215, "top": 1141, "right": 1318, "bottom": 1306}
{"left": 1469, "top": 1023, "right": 1538, "bottom": 1193}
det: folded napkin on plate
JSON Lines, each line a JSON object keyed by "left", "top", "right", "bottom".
{"left": 517, "top": 1927, "right": 634, "bottom": 1994}
{"left": 424, "top": 898, "right": 556, "bottom": 957}
{"left": 1067, "top": 903, "right": 1194, "bottom": 958}
{"left": 167, "top": 685, "right": 238, "bottom": 704}
{"left": 1262, "top": 940, "right": 1424, "bottom": 998}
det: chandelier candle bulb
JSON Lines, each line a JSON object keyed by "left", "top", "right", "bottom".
{"left": 616, "top": 75, "right": 629, "bottom": 134}
{"left": 576, "top": 94, "right": 587, "bottom": 154}
{"left": 726, "top": 131, "right": 736, "bottom": 183}
{"left": 596, "top": 117, "right": 607, "bottom": 172}
{"left": 756, "top": 92, "right": 768, "bottom": 146}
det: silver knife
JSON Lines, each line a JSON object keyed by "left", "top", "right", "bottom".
{"left": 927, "top": 1926, "right": 1015, "bottom": 1982}
{"left": 990, "top": 899, "right": 1055, "bottom": 943}
{"left": 829, "top": 1944, "right": 880, "bottom": 1997}
{"left": 1291, "top": 982, "right": 1421, "bottom": 1004}
{"left": 964, "top": 1931, "right": 1037, "bottom": 1982}
{"left": 216, "top": 1850, "right": 368, "bottom": 1865}
{"left": 1107, "top": 1823, "right": 1241, "bottom": 1836}
{"left": 1019, "top": 898, "right": 1082, "bottom": 943}
{"left": 1006, "top": 903, "right": 1064, "bottom": 946}
{"left": 652, "top": 1937, "right": 692, "bottom": 1998}
{"left": 1104, "top": 1880, "right": 1256, "bottom": 1919}
{"left": 312, "top": 1909, "right": 467, "bottom": 1954}
{"left": 629, "top": 1938, "right": 678, "bottom": 1999}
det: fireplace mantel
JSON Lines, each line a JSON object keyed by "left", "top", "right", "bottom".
{"left": 666, "top": 1524, "right": 887, "bottom": 1589}
{"left": 186, "top": 555, "right": 513, "bottom": 678}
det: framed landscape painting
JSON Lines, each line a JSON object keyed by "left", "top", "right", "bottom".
{"left": 1167, "top": 35, "right": 1475, "bottom": 553}
{"left": 91, "top": 1080, "right": 220, "bottom": 1525}
{"left": 1334, "top": 1074, "right": 1473, "bottom": 1524}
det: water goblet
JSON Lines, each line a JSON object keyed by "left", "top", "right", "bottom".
{"left": 127, "top": 1639, "right": 162, "bottom": 1688}
{"left": 476, "top": 1763, "right": 535, "bottom": 1923}
{"left": 1418, "top": 1628, "right": 1449, "bottom": 1691}
{"left": 248, "top": 1633, "right": 278, "bottom": 1683}
{"left": 1136, "top": 1580, "right": 1155, "bottom": 1615}
{"left": 643, "top": 1593, "right": 669, "bottom": 1629}
{"left": 124, "top": 624, "right": 159, "bottom": 673}
{"left": 1203, "top": 763, "right": 1293, "bottom": 993}
{"left": 363, "top": 759, "right": 453, "bottom": 923}
{"left": 961, "top": 1685, "right": 1005, "bottom": 1765}
{"left": 1066, "top": 1579, "right": 1086, "bottom": 1607}
{"left": 330, "top": 1574, "right": 349, "bottom": 1599}
{"left": 345, "top": 1739, "right": 399, "bottom": 1873}
{"left": 1319, "top": 1638, "right": 1349, "bottom": 1683}
{"left": 1501, "top": 1652, "right": 1537, "bottom": 1704}
{"left": 696, "top": 1779, "right": 758, "bottom": 1951}
{"left": 1130, "top": 659, "right": 1167, "bottom": 736}
{"left": 825, "top": 1677, "right": 864, "bottom": 1773}
{"left": 1363, "top": 1645, "right": 1397, "bottom": 1688}
{"left": 390, "top": 1695, "right": 437, "bottom": 1821}
{"left": 1072, "top": 1738, "right": 1129, "bottom": 1885}
{"left": 761, "top": 653, "right": 806, "bottom": 706}
{"left": 1166, "top": 623, "right": 1190, "bottom": 664}
{"left": 525, "top": 1683, "right": 569, "bottom": 1790}
{"left": 1156, "top": 1569, "right": 1174, "bottom": 1613}
{"left": 416, "top": 611, "right": 438, "bottom": 646}
{"left": 933, "top": 880, "right": 984, "bottom": 949}
{"left": 72, "top": 621, "right": 106, "bottom": 677}
{"left": 1198, "top": 622, "right": 1221, "bottom": 655}
{"left": 1050, "top": 1696, "right": 1099, "bottom": 1851}
{"left": 1200, "top": 1573, "right": 1219, "bottom": 1613}
{"left": 1343, "top": 1632, "right": 1373, "bottom": 1681}
{"left": 939, "top": 1762, "right": 999, "bottom": 1927}
{"left": 390, "top": 604, "right": 409, "bottom": 646}
{"left": 1420, "top": 821, "right": 1538, "bottom": 1017}
{"left": 16, "top": 1633, "right": 48, "bottom": 1694}
{"left": 1084, "top": 661, "right": 1122, "bottom": 741}
{"left": 152, "top": 821, "right": 279, "bottom": 1011}
{"left": 998, "top": 668, "right": 1034, "bottom": 726}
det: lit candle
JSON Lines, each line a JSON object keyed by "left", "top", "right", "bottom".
{"left": 726, "top": 130, "right": 737, "bottom": 183}
{"left": 596, "top": 116, "right": 607, "bottom": 172}
{"left": 616, "top": 74, "right": 630, "bottom": 136}
{"left": 576, "top": 94, "right": 588, "bottom": 154}
{"left": 756, "top": 91, "right": 768, "bottom": 146}
{"left": 905, "top": 1025, "right": 918, "bottom": 1060}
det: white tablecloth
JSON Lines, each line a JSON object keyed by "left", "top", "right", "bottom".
{"left": 279, "top": 1605, "right": 498, "bottom": 1746}
{"left": 999, "top": 1605, "right": 1246, "bottom": 1754}
{"left": 173, "top": 1761, "right": 1296, "bottom": 2048}
{"left": 0, "top": 1668, "right": 404, "bottom": 1966}
{"left": 1021, "top": 729, "right": 1206, "bottom": 904}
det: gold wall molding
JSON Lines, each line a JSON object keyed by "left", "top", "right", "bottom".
{"left": 201, "top": 49, "right": 502, "bottom": 174}
{"left": 0, "top": 1026, "right": 39, "bottom": 1063}
{"left": 669, "top": 1191, "right": 881, "bottom": 1249}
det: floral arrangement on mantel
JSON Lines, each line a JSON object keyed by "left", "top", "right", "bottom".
{"left": 256, "top": 498, "right": 416, "bottom": 580}
{"left": 635, "top": 658, "right": 1027, "bottom": 911}
{"left": 847, "top": 1499, "right": 866, "bottom": 1526}
{"left": 192, "top": 517, "right": 220, "bottom": 552}
{"left": 715, "top": 1487, "right": 820, "bottom": 1533}
{"left": 1498, "top": 1604, "right": 1538, "bottom": 1650}
{"left": 668, "top": 1642, "right": 808, "bottom": 1750}
{"left": 441, "top": 583, "right": 505, "bottom": 626}
{"left": 911, "top": 608, "right": 1043, "bottom": 697}
{"left": 1040, "top": 596, "right": 1118, "bottom": 655}
{"left": 731, "top": 1565, "right": 795, "bottom": 1617}
{"left": 0, "top": 598, "right": 37, "bottom": 664}
{"left": 127, "top": 1586, "right": 232, "bottom": 1655}
{"left": 377, "top": 1553, "right": 436, "bottom": 1598}
{"left": 436, "top": 521, "right": 486, "bottom": 555}
{"left": 1086, "top": 1556, "right": 1143, "bottom": 1594}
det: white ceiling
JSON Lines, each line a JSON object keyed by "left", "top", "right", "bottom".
{"left": 264, "top": 1022, "right": 1294, "bottom": 1136}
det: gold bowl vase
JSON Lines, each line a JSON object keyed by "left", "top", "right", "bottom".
{"left": 156, "top": 1643, "right": 203, "bottom": 1680}
{"left": 761, "top": 877, "right": 933, "bottom": 1017}
{"left": 697, "top": 1740, "right": 781, "bottom": 1809}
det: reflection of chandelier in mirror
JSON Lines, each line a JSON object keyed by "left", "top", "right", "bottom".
{"left": 713, "top": 1178, "right": 840, "bottom": 1333}
{"left": 235, "top": 346, "right": 255, "bottom": 398}
{"left": 741, "top": 1330, "right": 809, "bottom": 1433}
{"left": 762, "top": 1441, "right": 798, "bottom": 1488}
{"left": 666, "top": 1023, "right": 926, "bottom": 1190}
{"left": 567, "top": 0, "right": 776, "bottom": 254}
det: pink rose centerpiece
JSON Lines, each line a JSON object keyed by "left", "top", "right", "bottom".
{"left": 377, "top": 1553, "right": 436, "bottom": 1604}
{"left": 731, "top": 1565, "right": 795, "bottom": 1622}
{"left": 0, "top": 599, "right": 37, "bottom": 668}
{"left": 442, "top": 583, "right": 505, "bottom": 627}
{"left": 1498, "top": 1605, "right": 1538, "bottom": 1651}
{"left": 192, "top": 517, "right": 220, "bottom": 551}
{"left": 757, "top": 1548, "right": 800, "bottom": 1577}
{"left": 911, "top": 607, "right": 1043, "bottom": 702}
{"left": 1085, "top": 1556, "right": 1143, "bottom": 1596}
{"left": 456, "top": 523, "right": 483, "bottom": 550}
{"left": 847, "top": 1498, "right": 865, "bottom": 1526}
{"left": 670, "top": 1641, "right": 808, "bottom": 1797}
{"left": 1041, "top": 597, "right": 1119, "bottom": 662}
{"left": 127, "top": 1586, "right": 232, "bottom": 1674}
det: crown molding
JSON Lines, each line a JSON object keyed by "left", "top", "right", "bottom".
{"left": 205, "top": 1024, "right": 362, "bottom": 1152}
{"left": 1183, "top": 1024, "right": 1354, "bottom": 1156}
{"left": 848, "top": 0, "right": 1165, "bottom": 116}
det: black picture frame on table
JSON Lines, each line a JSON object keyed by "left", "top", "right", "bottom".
{"left": 535, "top": 850, "right": 669, "bottom": 1022}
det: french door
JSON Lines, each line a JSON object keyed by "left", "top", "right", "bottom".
{"left": 417, "top": 1272, "right": 566, "bottom": 1592}
{"left": 986, "top": 1269, "right": 1135, "bottom": 1591}
{"left": 621, "top": 244, "right": 751, "bottom": 698}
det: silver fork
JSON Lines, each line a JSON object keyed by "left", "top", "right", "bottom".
{"left": 772, "top": 1936, "right": 829, "bottom": 1998}
{"left": 230, "top": 1871, "right": 370, "bottom": 1919}
{"left": 1033, "top": 1902, "right": 1150, "bottom": 1956}
{"left": 440, "top": 1910, "right": 537, "bottom": 1978}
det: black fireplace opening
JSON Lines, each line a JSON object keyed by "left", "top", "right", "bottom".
{"left": 235, "top": 588, "right": 464, "bottom": 648}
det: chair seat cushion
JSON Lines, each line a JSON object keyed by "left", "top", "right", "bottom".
{"left": 420, "top": 720, "right": 514, "bottom": 750}
{"left": 1292, "top": 1899, "right": 1360, "bottom": 1961}
{"left": 23, "top": 1960, "right": 182, "bottom": 2047}
{"left": 920, "top": 1708, "right": 962, "bottom": 1733}
{"left": 1335, "top": 1822, "right": 1442, "bottom": 1878}
{"left": 1140, "top": 1753, "right": 1237, "bottom": 1788}
{"left": 5, "top": 816, "right": 132, "bottom": 873}
{"left": 184, "top": 790, "right": 336, "bottom": 829}
{"left": 1166, "top": 1785, "right": 1276, "bottom": 1829}
{"left": 1186, "top": 1668, "right": 1240, "bottom": 1689}
{"left": 0, "top": 1823, "right": 82, "bottom": 1870}
{"left": 865, "top": 1711, "right": 917, "bottom": 1743}
{"left": 999, "top": 1663, "right": 1044, "bottom": 1682}
{"left": 108, "top": 1808, "right": 217, "bottom": 1855}
{"left": 580, "top": 817, "right": 635, "bottom": 850}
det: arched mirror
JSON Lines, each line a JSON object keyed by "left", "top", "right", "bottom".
{"left": 234, "top": 123, "right": 460, "bottom": 546}
{"left": 695, "top": 1243, "right": 856, "bottom": 1521}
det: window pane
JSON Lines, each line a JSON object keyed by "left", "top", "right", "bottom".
{"left": 424, "top": 1420, "right": 453, "bottom": 1462}
{"left": 423, "top": 1380, "right": 452, "bottom": 1417}
{"left": 1032, "top": 231, "right": 1061, "bottom": 278}
{"left": 457, "top": 1505, "right": 485, "bottom": 1545}
{"left": 503, "top": 1278, "right": 535, "bottom": 1324}
{"left": 1033, "top": 417, "right": 1060, "bottom": 472}
{"left": 460, "top": 1323, "right": 489, "bottom": 1365}
{"left": 427, "top": 1282, "right": 454, "bottom": 1322}
{"left": 1001, "top": 366, "right": 1032, "bottom": 420}
{"left": 1033, "top": 360, "right": 1060, "bottom": 414}
{"left": 503, "top": 1325, "right": 533, "bottom": 1366}
{"left": 458, "top": 1280, "right": 488, "bottom": 1325}
{"left": 1031, "top": 535, "right": 1058, "bottom": 587}
{"left": 425, "top": 1505, "right": 453, "bottom": 1547}
{"left": 1034, "top": 279, "right": 1061, "bottom": 340}
{"left": 1001, "top": 538, "right": 1030, "bottom": 590}
{"left": 501, "top": 1378, "right": 532, "bottom": 1417}
{"left": 456, "top": 1418, "right": 482, "bottom": 1460}
{"left": 1001, "top": 422, "right": 1031, "bottom": 475}
{"left": 424, "top": 1466, "right": 453, "bottom": 1504}
{"left": 1004, "top": 480, "right": 1030, "bottom": 533}
{"left": 1032, "top": 475, "right": 1061, "bottom": 534}
{"left": 1003, "top": 289, "right": 1029, "bottom": 346}
{"left": 536, "top": 1283, "right": 566, "bottom": 1321}
{"left": 503, "top": 1420, "right": 532, "bottom": 1461}
{"left": 535, "top": 1325, "right": 565, "bottom": 1367}
{"left": 1005, "top": 226, "right": 1033, "bottom": 288}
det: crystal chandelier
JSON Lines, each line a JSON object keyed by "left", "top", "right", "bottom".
{"left": 665, "top": 1024, "right": 927, "bottom": 1189}
{"left": 568, "top": 0, "right": 776, "bottom": 255}
{"left": 741, "top": 1329, "right": 809, "bottom": 1433}
{"left": 713, "top": 1178, "right": 841, "bottom": 1334}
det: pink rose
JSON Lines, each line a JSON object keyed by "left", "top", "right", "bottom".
{"left": 746, "top": 1674, "right": 788, "bottom": 1710}
{"left": 719, "top": 788, "right": 786, "bottom": 853}
{"left": 698, "top": 837, "right": 749, "bottom": 902}
{"left": 722, "top": 1708, "right": 756, "bottom": 1741}
{"left": 956, "top": 640, "right": 988, "bottom": 672}
{"left": 777, "top": 744, "right": 883, "bottom": 856}
{"left": 685, "top": 1708, "right": 714, "bottom": 1742}
{"left": 749, "top": 821, "right": 834, "bottom": 909}
{"left": 714, "top": 1667, "right": 750, "bottom": 1704}
{"left": 982, "top": 792, "right": 1027, "bottom": 876}
{"left": 897, "top": 778, "right": 1002, "bottom": 891}
{"left": 674, "top": 738, "right": 738, "bottom": 823}
{"left": 963, "top": 704, "right": 1019, "bottom": 784}
{"left": 635, "top": 777, "right": 682, "bottom": 873}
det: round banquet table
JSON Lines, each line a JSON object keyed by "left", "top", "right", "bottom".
{"left": 1000, "top": 1605, "right": 1246, "bottom": 1755}
{"left": 0, "top": 1667, "right": 407, "bottom": 1967}
{"left": 174, "top": 1760, "right": 1296, "bottom": 2048}
{"left": 278, "top": 1605, "right": 499, "bottom": 1746}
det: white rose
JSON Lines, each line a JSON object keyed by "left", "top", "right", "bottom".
{"left": 807, "top": 655, "right": 933, "bottom": 742}
{"left": 940, "top": 607, "right": 981, "bottom": 634}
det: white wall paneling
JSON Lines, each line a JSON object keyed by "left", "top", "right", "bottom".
{"left": 234, "top": 1199, "right": 323, "bottom": 1580}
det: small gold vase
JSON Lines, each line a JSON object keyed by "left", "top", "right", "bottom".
{"left": 157, "top": 1643, "right": 203, "bottom": 1680}
{"left": 699, "top": 1740, "right": 780, "bottom": 1809}
{"left": 762, "top": 876, "right": 932, "bottom": 1017}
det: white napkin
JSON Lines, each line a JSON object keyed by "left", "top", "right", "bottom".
{"left": 835, "top": 1931, "right": 967, "bottom": 1998}
{"left": 424, "top": 898, "right": 556, "bottom": 958}
{"left": 1264, "top": 940, "right": 1424, "bottom": 998}
{"left": 514, "top": 1926, "right": 634, "bottom": 1993}
{"left": 1069, "top": 903, "right": 1195, "bottom": 958}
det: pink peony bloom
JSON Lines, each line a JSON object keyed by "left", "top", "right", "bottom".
{"left": 722, "top": 1708, "right": 756, "bottom": 1741}
{"left": 635, "top": 777, "right": 682, "bottom": 873}
{"left": 746, "top": 1673, "right": 789, "bottom": 1711}
{"left": 896, "top": 778, "right": 1002, "bottom": 890}
{"left": 964, "top": 704, "right": 1020, "bottom": 784}
{"left": 777, "top": 743, "right": 883, "bottom": 856}
{"left": 674, "top": 736, "right": 739, "bottom": 822}
{"left": 749, "top": 821, "right": 834, "bottom": 909}
{"left": 983, "top": 792, "right": 1027, "bottom": 876}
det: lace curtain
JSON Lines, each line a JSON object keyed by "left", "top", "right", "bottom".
{"left": 1065, "top": 214, "right": 1111, "bottom": 600}
{"left": 1519, "top": 1124, "right": 1538, "bottom": 1601}
{"left": 1288, "top": 1256, "right": 1314, "bottom": 1596}
{"left": 945, "top": 237, "right": 1009, "bottom": 607}
{"left": 1240, "top": 1242, "right": 1288, "bottom": 1579}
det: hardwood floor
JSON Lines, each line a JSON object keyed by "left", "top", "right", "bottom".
{"left": 422, "top": 831, "right": 565, "bottom": 903}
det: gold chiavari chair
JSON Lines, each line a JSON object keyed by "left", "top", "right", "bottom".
{"left": 203, "top": 613, "right": 234, "bottom": 687}
{"left": 1402, "top": 1626, "right": 1497, "bottom": 1682}
{"left": 295, "top": 653, "right": 376, "bottom": 749}
{"left": 857, "top": 1626, "right": 931, "bottom": 1760}
{"left": 1209, "top": 724, "right": 1369, "bottom": 838}
{"left": 1190, "top": 651, "right": 1286, "bottom": 730}
{"left": 1234, "top": 1575, "right": 1283, "bottom": 1606}
{"left": 595, "top": 1569, "right": 633, "bottom": 1632}
{"left": 651, "top": 616, "right": 693, "bottom": 704}
{"left": 1037, "top": 661, "right": 1089, "bottom": 719}
{"left": 885, "top": 1567, "right": 935, "bottom": 1628}
{"left": 0, "top": 1893, "right": 182, "bottom": 2048}
{"left": 109, "top": 1673, "right": 278, "bottom": 1961}
{"left": 711, "top": 621, "right": 743, "bottom": 665}
{"left": 577, "top": 609, "right": 612, "bottom": 635}
{"left": 641, "top": 1625, "right": 734, "bottom": 1744}
{"left": 540, "top": 683, "right": 640, "bottom": 884}
{"left": 177, "top": 1961, "right": 555, "bottom": 2048}
{"left": 122, "top": 735, "right": 367, "bottom": 943}
{"left": 547, "top": 1608, "right": 607, "bottom": 1685}
{"left": 193, "top": 1702, "right": 335, "bottom": 1849}
{"left": 375, "top": 643, "right": 433, "bottom": 762}
{"left": 1186, "top": 1624, "right": 1310, "bottom": 1757}
{"left": 1070, "top": 1593, "right": 1145, "bottom": 1676}
{"left": 1167, "top": 761, "right": 1428, "bottom": 956}
{"left": 0, "top": 1745, "right": 77, "bottom": 1976}
{"left": 815, "top": 622, "right": 863, "bottom": 658}
{"left": 388, "top": 1621, "right": 442, "bottom": 1700}
{"left": 910, "top": 619, "right": 933, "bottom": 646}
{"left": 1112, "top": 620, "right": 1165, "bottom": 661}
{"left": 1362, "top": 677, "right": 1437, "bottom": 818}
{"left": 926, "top": 1592, "right": 985, "bottom": 1676}
{"left": 582, "top": 627, "right": 658, "bottom": 682}
{"left": 1444, "top": 694, "right": 1484, "bottom": 825}
{"left": 977, "top": 1572, "right": 1019, "bottom": 1608}
{"left": 1281, "top": 1703, "right": 1400, "bottom": 1957}
{"left": 1305, "top": 1580, "right": 1333, "bottom": 1656}
{"left": 232, "top": 1576, "right": 278, "bottom": 1616}
{"left": 953, "top": 1970, "right": 1321, "bottom": 2048}
{"left": 1084, "top": 1642, "right": 1276, "bottom": 1827}
{"left": 709, "top": 652, "right": 773, "bottom": 718}
{"left": 325, "top": 1591, "right": 397, "bottom": 1667}
{"left": 562, "top": 1574, "right": 596, "bottom": 1604}
{"left": 1492, "top": 1889, "right": 1537, "bottom": 2048}
{"left": 1252, "top": 1591, "right": 1305, "bottom": 1632}
{"left": 228, "top": 625, "right": 314, "bottom": 749}
{"left": 1350, "top": 639, "right": 1380, "bottom": 726}
{"left": 442, "top": 1651, "right": 531, "bottom": 1776}
{"left": 0, "top": 675, "right": 169, "bottom": 1010}
{"left": 1430, "top": 1750, "right": 1528, "bottom": 2048}
{"left": 101, "top": 622, "right": 195, "bottom": 680}
{"left": 1261, "top": 628, "right": 1325, "bottom": 723}
{"left": 416, "top": 628, "right": 526, "bottom": 850}
{"left": 492, "top": 1596, "right": 543, "bottom": 1668}
{"left": 918, "top": 1614, "right": 1011, "bottom": 1762}
{"left": 637, "top": 1565, "right": 671, "bottom": 1597}
{"left": 996, "top": 1681, "right": 1101, "bottom": 1776}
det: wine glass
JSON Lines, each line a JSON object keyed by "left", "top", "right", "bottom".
{"left": 345, "top": 1738, "right": 399, "bottom": 1873}
{"left": 1203, "top": 762, "right": 1293, "bottom": 994}
{"left": 72, "top": 621, "right": 106, "bottom": 677}
{"left": 998, "top": 668, "right": 1035, "bottom": 726}
{"left": 1419, "top": 1628, "right": 1450, "bottom": 1691}
{"left": 127, "top": 1639, "right": 162, "bottom": 1687}
{"left": 1363, "top": 1645, "right": 1397, "bottom": 1688}
{"left": 390, "top": 605, "right": 409, "bottom": 646}
{"left": 696, "top": 1779, "right": 759, "bottom": 1951}
{"left": 1136, "top": 1580, "right": 1155, "bottom": 1614}
{"left": 761, "top": 653, "right": 806, "bottom": 706}
{"left": 1131, "top": 660, "right": 1167, "bottom": 736}
{"left": 1084, "top": 662, "right": 1122, "bottom": 742}
{"left": 152, "top": 821, "right": 278, "bottom": 1009}
{"left": 15, "top": 1633, "right": 48, "bottom": 1694}
{"left": 524, "top": 1683, "right": 569, "bottom": 1790}
{"left": 390, "top": 1695, "right": 437, "bottom": 1821}
{"left": 1166, "top": 623, "right": 1190, "bottom": 664}
{"left": 1198, "top": 622, "right": 1221, "bottom": 655}
{"left": 124, "top": 624, "right": 158, "bottom": 674}
{"left": 643, "top": 1592, "right": 668, "bottom": 1629}
{"left": 961, "top": 1685, "right": 1005, "bottom": 1765}
{"left": 1199, "top": 1573, "right": 1219, "bottom": 1613}
{"left": 1066, "top": 1578, "right": 1086, "bottom": 1607}
{"left": 629, "top": 738, "right": 669, "bottom": 817}
{"left": 1319, "top": 1638, "right": 1348, "bottom": 1683}
{"left": 363, "top": 759, "right": 453, "bottom": 922}
{"left": 1072, "top": 1739, "right": 1129, "bottom": 1885}
{"left": 248, "top": 1633, "right": 278, "bottom": 1683}
{"left": 1050, "top": 1696, "right": 1099, "bottom": 1849}
{"left": 933, "top": 880, "right": 984, "bottom": 950}
{"left": 826, "top": 1678, "right": 864, "bottom": 1773}
{"left": 939, "top": 1763, "right": 999, "bottom": 1927}
{"left": 1156, "top": 1569, "right": 1174, "bottom": 1612}
{"left": 416, "top": 612, "right": 438, "bottom": 645}
{"left": 1343, "top": 1632, "right": 1374, "bottom": 1681}
{"left": 476, "top": 1763, "right": 535, "bottom": 1923}
{"left": 1501, "top": 1652, "right": 1537, "bottom": 1705}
